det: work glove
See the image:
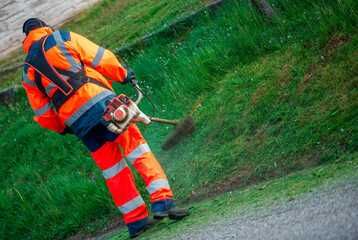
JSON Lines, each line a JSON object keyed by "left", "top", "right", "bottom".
{"left": 124, "top": 68, "right": 138, "bottom": 86}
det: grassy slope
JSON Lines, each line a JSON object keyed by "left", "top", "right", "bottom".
{"left": 110, "top": 158, "right": 358, "bottom": 239}
{"left": 0, "top": 0, "right": 208, "bottom": 88}
{"left": 0, "top": 0, "right": 207, "bottom": 239}
{"left": 128, "top": 0, "right": 357, "bottom": 200}
{"left": 0, "top": 0, "right": 357, "bottom": 239}
{"left": 64, "top": 0, "right": 211, "bottom": 49}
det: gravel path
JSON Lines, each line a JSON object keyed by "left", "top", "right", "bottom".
{"left": 173, "top": 180, "right": 358, "bottom": 240}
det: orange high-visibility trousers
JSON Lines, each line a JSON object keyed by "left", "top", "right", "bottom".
{"left": 90, "top": 124, "right": 173, "bottom": 224}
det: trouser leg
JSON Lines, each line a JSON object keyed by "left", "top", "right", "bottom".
{"left": 115, "top": 124, "right": 174, "bottom": 203}
{"left": 115, "top": 125, "right": 189, "bottom": 221}
{"left": 91, "top": 137, "right": 148, "bottom": 224}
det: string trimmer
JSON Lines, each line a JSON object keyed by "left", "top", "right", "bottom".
{"left": 103, "top": 83, "right": 195, "bottom": 150}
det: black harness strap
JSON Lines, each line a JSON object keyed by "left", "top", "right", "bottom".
{"left": 25, "top": 33, "right": 110, "bottom": 111}
{"left": 34, "top": 70, "right": 47, "bottom": 97}
{"left": 51, "top": 71, "right": 110, "bottom": 110}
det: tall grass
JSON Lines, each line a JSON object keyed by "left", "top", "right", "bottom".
{"left": 0, "top": 0, "right": 357, "bottom": 239}
{"left": 127, "top": 0, "right": 357, "bottom": 198}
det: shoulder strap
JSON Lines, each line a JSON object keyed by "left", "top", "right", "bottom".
{"left": 34, "top": 70, "right": 47, "bottom": 96}
{"left": 25, "top": 35, "right": 74, "bottom": 95}
{"left": 25, "top": 33, "right": 112, "bottom": 110}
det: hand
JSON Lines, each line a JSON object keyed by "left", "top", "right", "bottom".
{"left": 125, "top": 68, "right": 138, "bottom": 86}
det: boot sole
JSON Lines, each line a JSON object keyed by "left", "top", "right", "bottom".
{"left": 153, "top": 211, "right": 168, "bottom": 220}
{"left": 168, "top": 212, "right": 189, "bottom": 220}
{"left": 153, "top": 211, "right": 189, "bottom": 220}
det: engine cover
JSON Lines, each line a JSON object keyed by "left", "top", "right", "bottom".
{"left": 103, "top": 94, "right": 150, "bottom": 134}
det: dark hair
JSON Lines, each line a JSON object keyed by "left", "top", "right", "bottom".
{"left": 22, "top": 18, "right": 48, "bottom": 35}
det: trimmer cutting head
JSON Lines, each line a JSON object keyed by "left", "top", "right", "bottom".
{"left": 161, "top": 116, "right": 195, "bottom": 150}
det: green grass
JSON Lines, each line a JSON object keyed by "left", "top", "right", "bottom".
{"left": 0, "top": 0, "right": 357, "bottom": 239}
{"left": 0, "top": 0, "right": 208, "bottom": 88}
{"left": 108, "top": 158, "right": 358, "bottom": 240}
{"left": 65, "top": 0, "right": 211, "bottom": 49}
{"left": 126, "top": 0, "right": 357, "bottom": 200}
{"left": 110, "top": 157, "right": 358, "bottom": 239}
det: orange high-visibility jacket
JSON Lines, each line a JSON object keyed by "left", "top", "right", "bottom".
{"left": 22, "top": 27, "right": 127, "bottom": 134}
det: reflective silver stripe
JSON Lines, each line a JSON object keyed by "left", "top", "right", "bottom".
{"left": 53, "top": 31, "right": 81, "bottom": 73}
{"left": 118, "top": 196, "right": 145, "bottom": 214}
{"left": 103, "top": 160, "right": 127, "bottom": 179}
{"left": 146, "top": 179, "right": 170, "bottom": 194}
{"left": 65, "top": 90, "right": 114, "bottom": 126}
{"left": 45, "top": 82, "right": 57, "bottom": 95}
{"left": 92, "top": 47, "right": 105, "bottom": 68}
{"left": 125, "top": 143, "right": 151, "bottom": 164}
{"left": 22, "top": 70, "right": 35, "bottom": 86}
{"left": 34, "top": 102, "right": 52, "bottom": 116}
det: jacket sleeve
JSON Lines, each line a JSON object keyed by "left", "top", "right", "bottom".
{"left": 22, "top": 66, "right": 66, "bottom": 133}
{"left": 70, "top": 32, "right": 128, "bottom": 83}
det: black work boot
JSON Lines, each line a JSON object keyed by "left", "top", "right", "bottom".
{"left": 151, "top": 199, "right": 189, "bottom": 220}
{"left": 127, "top": 217, "right": 158, "bottom": 239}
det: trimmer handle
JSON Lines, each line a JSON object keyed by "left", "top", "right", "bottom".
{"left": 132, "top": 83, "right": 144, "bottom": 105}
{"left": 150, "top": 117, "right": 178, "bottom": 126}
{"left": 130, "top": 83, "right": 151, "bottom": 125}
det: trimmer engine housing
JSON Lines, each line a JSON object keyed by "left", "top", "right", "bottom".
{"left": 103, "top": 94, "right": 151, "bottom": 134}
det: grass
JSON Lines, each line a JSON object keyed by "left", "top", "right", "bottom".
{"left": 0, "top": 0, "right": 208, "bottom": 88}
{"left": 110, "top": 157, "right": 358, "bottom": 239}
{"left": 126, "top": 0, "right": 358, "bottom": 200}
{"left": 65, "top": 0, "right": 212, "bottom": 49}
{"left": 0, "top": 0, "right": 357, "bottom": 239}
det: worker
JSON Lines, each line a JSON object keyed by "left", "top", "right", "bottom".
{"left": 21, "top": 18, "right": 188, "bottom": 238}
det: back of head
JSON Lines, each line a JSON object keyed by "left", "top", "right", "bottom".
{"left": 22, "top": 18, "right": 49, "bottom": 36}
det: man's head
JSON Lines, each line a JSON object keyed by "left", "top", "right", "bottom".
{"left": 22, "top": 18, "right": 49, "bottom": 36}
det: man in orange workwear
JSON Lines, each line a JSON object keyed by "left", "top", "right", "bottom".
{"left": 21, "top": 18, "right": 188, "bottom": 238}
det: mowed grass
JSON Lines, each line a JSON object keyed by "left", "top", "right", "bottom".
{"left": 0, "top": 0, "right": 357, "bottom": 239}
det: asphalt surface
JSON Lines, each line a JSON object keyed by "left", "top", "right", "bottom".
{"left": 173, "top": 180, "right": 358, "bottom": 240}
